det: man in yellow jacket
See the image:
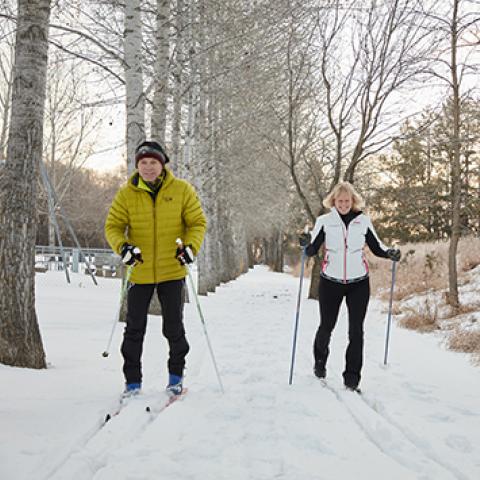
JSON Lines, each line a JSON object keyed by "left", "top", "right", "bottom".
{"left": 105, "top": 140, "right": 206, "bottom": 396}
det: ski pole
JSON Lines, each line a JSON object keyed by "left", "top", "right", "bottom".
{"left": 289, "top": 247, "right": 307, "bottom": 385}
{"left": 383, "top": 260, "right": 398, "bottom": 365}
{"left": 102, "top": 263, "right": 135, "bottom": 358}
{"left": 176, "top": 239, "right": 224, "bottom": 394}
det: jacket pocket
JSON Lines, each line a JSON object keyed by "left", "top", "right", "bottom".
{"left": 324, "top": 224, "right": 342, "bottom": 252}
{"left": 347, "top": 223, "right": 365, "bottom": 251}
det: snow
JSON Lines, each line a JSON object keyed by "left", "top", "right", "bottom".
{"left": 1, "top": 266, "right": 479, "bottom": 480}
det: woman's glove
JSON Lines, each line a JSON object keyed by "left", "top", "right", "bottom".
{"left": 299, "top": 232, "right": 311, "bottom": 247}
{"left": 386, "top": 248, "right": 401, "bottom": 262}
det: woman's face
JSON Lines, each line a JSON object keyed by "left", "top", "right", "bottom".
{"left": 334, "top": 191, "right": 352, "bottom": 215}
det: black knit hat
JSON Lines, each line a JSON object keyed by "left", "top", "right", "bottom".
{"left": 135, "top": 141, "right": 170, "bottom": 167}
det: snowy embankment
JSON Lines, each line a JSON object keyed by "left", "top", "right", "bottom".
{"left": 1, "top": 266, "right": 479, "bottom": 480}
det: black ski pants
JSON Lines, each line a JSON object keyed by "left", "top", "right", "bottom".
{"left": 121, "top": 279, "right": 189, "bottom": 384}
{"left": 313, "top": 276, "right": 370, "bottom": 387}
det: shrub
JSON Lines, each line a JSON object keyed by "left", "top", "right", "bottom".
{"left": 447, "top": 329, "right": 480, "bottom": 364}
{"left": 399, "top": 307, "right": 438, "bottom": 332}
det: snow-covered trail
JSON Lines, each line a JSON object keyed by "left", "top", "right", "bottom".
{"left": 1, "top": 266, "right": 479, "bottom": 480}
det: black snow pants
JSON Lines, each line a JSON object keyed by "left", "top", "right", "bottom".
{"left": 313, "top": 276, "right": 370, "bottom": 387}
{"left": 121, "top": 279, "right": 189, "bottom": 384}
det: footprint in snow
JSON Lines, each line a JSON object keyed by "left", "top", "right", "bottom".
{"left": 445, "top": 434, "right": 473, "bottom": 453}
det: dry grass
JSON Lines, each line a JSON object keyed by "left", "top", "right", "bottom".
{"left": 391, "top": 304, "right": 403, "bottom": 315}
{"left": 398, "top": 306, "right": 439, "bottom": 332}
{"left": 370, "top": 237, "right": 480, "bottom": 362}
{"left": 370, "top": 237, "right": 480, "bottom": 301}
{"left": 460, "top": 247, "right": 480, "bottom": 272}
{"left": 369, "top": 242, "right": 447, "bottom": 301}
{"left": 441, "top": 302, "right": 480, "bottom": 321}
{"left": 447, "top": 330, "right": 480, "bottom": 364}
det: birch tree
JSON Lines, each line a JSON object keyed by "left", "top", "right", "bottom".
{"left": 151, "top": 0, "right": 170, "bottom": 143}
{"left": 170, "top": 0, "right": 186, "bottom": 170}
{"left": 0, "top": 0, "right": 52, "bottom": 368}
{"left": 124, "top": 0, "right": 146, "bottom": 173}
{"left": 193, "top": 0, "right": 218, "bottom": 294}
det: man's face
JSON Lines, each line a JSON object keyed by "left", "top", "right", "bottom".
{"left": 138, "top": 157, "right": 163, "bottom": 182}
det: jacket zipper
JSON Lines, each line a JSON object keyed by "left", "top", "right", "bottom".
{"left": 342, "top": 223, "right": 348, "bottom": 284}
{"left": 151, "top": 173, "right": 168, "bottom": 283}
{"left": 153, "top": 194, "right": 157, "bottom": 284}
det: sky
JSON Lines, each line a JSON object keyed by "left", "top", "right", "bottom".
{"left": 83, "top": 105, "right": 125, "bottom": 173}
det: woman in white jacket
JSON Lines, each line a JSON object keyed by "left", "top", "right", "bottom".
{"left": 300, "top": 181, "right": 400, "bottom": 392}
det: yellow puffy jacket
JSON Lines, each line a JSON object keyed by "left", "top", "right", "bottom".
{"left": 105, "top": 168, "right": 207, "bottom": 284}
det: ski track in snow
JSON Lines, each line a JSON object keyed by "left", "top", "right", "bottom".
{"left": 357, "top": 390, "right": 471, "bottom": 480}
{"left": 2, "top": 266, "right": 479, "bottom": 480}
{"left": 320, "top": 379, "right": 465, "bottom": 480}
{"left": 44, "top": 391, "right": 183, "bottom": 480}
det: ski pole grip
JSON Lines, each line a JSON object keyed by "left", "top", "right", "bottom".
{"left": 133, "top": 246, "right": 144, "bottom": 264}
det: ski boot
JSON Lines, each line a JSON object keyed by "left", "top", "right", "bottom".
{"left": 166, "top": 374, "right": 183, "bottom": 397}
{"left": 344, "top": 382, "right": 362, "bottom": 394}
{"left": 122, "top": 382, "right": 141, "bottom": 399}
{"left": 314, "top": 364, "right": 326, "bottom": 379}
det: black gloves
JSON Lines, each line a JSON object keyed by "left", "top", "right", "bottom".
{"left": 121, "top": 243, "right": 143, "bottom": 265}
{"left": 176, "top": 244, "right": 194, "bottom": 265}
{"left": 386, "top": 248, "right": 401, "bottom": 262}
{"left": 299, "top": 232, "right": 311, "bottom": 247}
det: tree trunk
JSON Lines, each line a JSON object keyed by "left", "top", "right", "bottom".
{"left": 47, "top": 191, "right": 56, "bottom": 247}
{"left": 204, "top": 29, "right": 220, "bottom": 292}
{"left": 151, "top": 0, "right": 170, "bottom": 144}
{"left": 122, "top": 0, "right": 147, "bottom": 318}
{"left": 247, "top": 241, "right": 255, "bottom": 269}
{"left": 268, "top": 229, "right": 284, "bottom": 273}
{"left": 447, "top": 0, "right": 461, "bottom": 308}
{"left": 124, "top": 0, "right": 145, "bottom": 174}
{"left": 195, "top": 0, "right": 217, "bottom": 296}
{"left": 182, "top": 0, "right": 196, "bottom": 177}
{"left": 263, "top": 238, "right": 270, "bottom": 266}
{"left": 170, "top": 0, "right": 185, "bottom": 176}
{"left": 234, "top": 219, "right": 249, "bottom": 276}
{"left": 0, "top": 0, "right": 51, "bottom": 369}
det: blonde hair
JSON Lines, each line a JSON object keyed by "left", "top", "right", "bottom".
{"left": 323, "top": 181, "right": 365, "bottom": 212}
